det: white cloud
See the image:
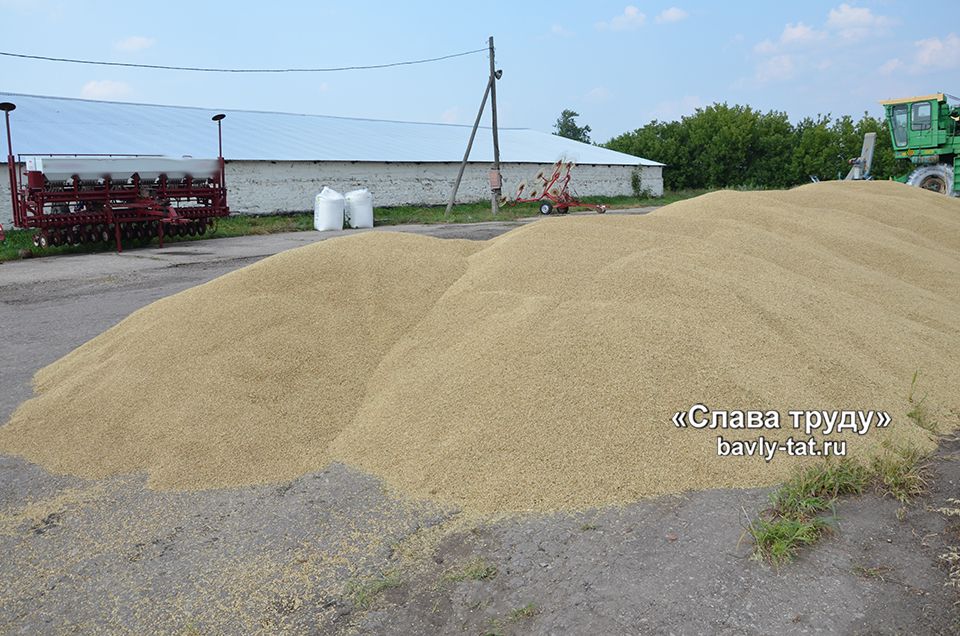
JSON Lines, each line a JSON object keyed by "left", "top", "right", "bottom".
{"left": 80, "top": 80, "right": 132, "bottom": 100}
{"left": 780, "top": 22, "right": 825, "bottom": 44}
{"left": 755, "top": 22, "right": 824, "bottom": 54}
{"left": 753, "top": 39, "right": 776, "bottom": 55}
{"left": 655, "top": 7, "right": 688, "bottom": 24}
{"left": 114, "top": 36, "right": 155, "bottom": 52}
{"left": 596, "top": 6, "right": 646, "bottom": 31}
{"left": 912, "top": 33, "right": 960, "bottom": 70}
{"left": 826, "top": 3, "right": 893, "bottom": 41}
{"left": 755, "top": 55, "right": 794, "bottom": 83}
{"left": 584, "top": 87, "right": 611, "bottom": 103}
{"left": 440, "top": 107, "right": 460, "bottom": 124}
{"left": 550, "top": 23, "right": 574, "bottom": 37}
{"left": 878, "top": 58, "right": 904, "bottom": 75}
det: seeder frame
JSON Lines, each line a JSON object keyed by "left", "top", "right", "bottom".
{"left": 2, "top": 102, "right": 230, "bottom": 253}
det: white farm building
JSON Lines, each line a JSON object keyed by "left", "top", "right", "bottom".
{"left": 0, "top": 92, "right": 663, "bottom": 227}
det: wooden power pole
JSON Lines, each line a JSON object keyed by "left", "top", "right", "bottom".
{"left": 488, "top": 36, "right": 501, "bottom": 215}
{"left": 445, "top": 36, "right": 502, "bottom": 218}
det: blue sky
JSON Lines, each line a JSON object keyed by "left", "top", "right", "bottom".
{"left": 0, "top": 1, "right": 956, "bottom": 141}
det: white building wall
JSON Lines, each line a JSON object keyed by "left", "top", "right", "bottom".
{"left": 225, "top": 161, "right": 662, "bottom": 214}
{"left": 0, "top": 161, "right": 663, "bottom": 225}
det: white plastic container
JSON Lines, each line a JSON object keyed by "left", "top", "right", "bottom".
{"left": 314, "top": 187, "right": 345, "bottom": 231}
{"left": 344, "top": 188, "right": 374, "bottom": 229}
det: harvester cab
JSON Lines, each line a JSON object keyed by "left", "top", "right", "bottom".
{"left": 880, "top": 92, "right": 959, "bottom": 196}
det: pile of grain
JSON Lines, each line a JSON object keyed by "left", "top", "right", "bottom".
{"left": 2, "top": 181, "right": 959, "bottom": 513}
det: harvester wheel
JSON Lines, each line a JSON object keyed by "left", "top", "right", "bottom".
{"left": 187, "top": 223, "right": 197, "bottom": 236}
{"left": 197, "top": 221, "right": 207, "bottom": 235}
{"left": 557, "top": 206, "right": 569, "bottom": 214}
{"left": 539, "top": 201, "right": 554, "bottom": 215}
{"left": 37, "top": 233, "right": 49, "bottom": 249}
{"left": 906, "top": 163, "right": 954, "bottom": 195}
{"left": 50, "top": 232, "right": 61, "bottom": 247}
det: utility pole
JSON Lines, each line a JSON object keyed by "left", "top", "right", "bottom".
{"left": 445, "top": 36, "right": 502, "bottom": 218}
{"left": 488, "top": 36, "right": 501, "bottom": 215}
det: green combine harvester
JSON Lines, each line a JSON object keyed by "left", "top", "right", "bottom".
{"left": 880, "top": 92, "right": 960, "bottom": 196}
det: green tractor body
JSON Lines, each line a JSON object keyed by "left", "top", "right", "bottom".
{"left": 881, "top": 92, "right": 960, "bottom": 195}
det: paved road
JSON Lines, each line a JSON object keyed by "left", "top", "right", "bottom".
{"left": 0, "top": 208, "right": 654, "bottom": 287}
{"left": 1, "top": 212, "right": 958, "bottom": 635}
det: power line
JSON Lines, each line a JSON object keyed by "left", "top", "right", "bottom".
{"left": 0, "top": 47, "right": 487, "bottom": 73}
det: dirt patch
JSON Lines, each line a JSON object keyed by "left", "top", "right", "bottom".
{"left": 1, "top": 181, "right": 959, "bottom": 513}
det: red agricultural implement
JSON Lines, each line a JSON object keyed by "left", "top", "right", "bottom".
{"left": 504, "top": 159, "right": 607, "bottom": 215}
{"left": 1, "top": 102, "right": 229, "bottom": 253}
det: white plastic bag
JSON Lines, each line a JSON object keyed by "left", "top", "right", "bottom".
{"left": 314, "top": 187, "right": 345, "bottom": 231}
{"left": 344, "top": 188, "right": 374, "bottom": 229}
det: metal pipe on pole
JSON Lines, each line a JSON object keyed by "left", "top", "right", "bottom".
{"left": 1, "top": 102, "right": 19, "bottom": 226}
{"left": 445, "top": 77, "right": 492, "bottom": 217}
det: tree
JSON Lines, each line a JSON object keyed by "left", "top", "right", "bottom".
{"left": 604, "top": 102, "right": 911, "bottom": 191}
{"left": 554, "top": 109, "right": 592, "bottom": 143}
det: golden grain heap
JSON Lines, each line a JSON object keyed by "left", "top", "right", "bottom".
{"left": 2, "top": 181, "right": 959, "bottom": 513}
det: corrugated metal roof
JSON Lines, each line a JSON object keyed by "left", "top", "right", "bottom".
{"left": 0, "top": 92, "right": 662, "bottom": 166}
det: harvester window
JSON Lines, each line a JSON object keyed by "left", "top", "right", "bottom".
{"left": 911, "top": 102, "right": 932, "bottom": 131}
{"left": 892, "top": 104, "right": 908, "bottom": 147}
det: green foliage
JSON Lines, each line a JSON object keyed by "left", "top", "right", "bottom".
{"left": 605, "top": 103, "right": 912, "bottom": 190}
{"left": 554, "top": 109, "right": 592, "bottom": 143}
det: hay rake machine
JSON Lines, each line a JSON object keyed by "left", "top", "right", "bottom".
{"left": 2, "top": 102, "right": 229, "bottom": 252}
{"left": 504, "top": 159, "right": 606, "bottom": 215}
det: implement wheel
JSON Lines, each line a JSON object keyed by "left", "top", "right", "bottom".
{"left": 539, "top": 201, "right": 554, "bottom": 215}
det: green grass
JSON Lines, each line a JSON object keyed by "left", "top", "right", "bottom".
{"left": 441, "top": 557, "right": 498, "bottom": 583}
{"left": 748, "top": 447, "right": 931, "bottom": 565}
{"left": 770, "top": 459, "right": 870, "bottom": 519}
{"left": 0, "top": 190, "right": 708, "bottom": 263}
{"left": 747, "top": 459, "right": 867, "bottom": 566}
{"left": 871, "top": 442, "right": 929, "bottom": 504}
{"left": 906, "top": 371, "right": 939, "bottom": 434}
{"left": 479, "top": 603, "right": 539, "bottom": 636}
{"left": 344, "top": 570, "right": 403, "bottom": 610}
{"left": 508, "top": 603, "right": 539, "bottom": 621}
{"left": 748, "top": 516, "right": 830, "bottom": 565}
